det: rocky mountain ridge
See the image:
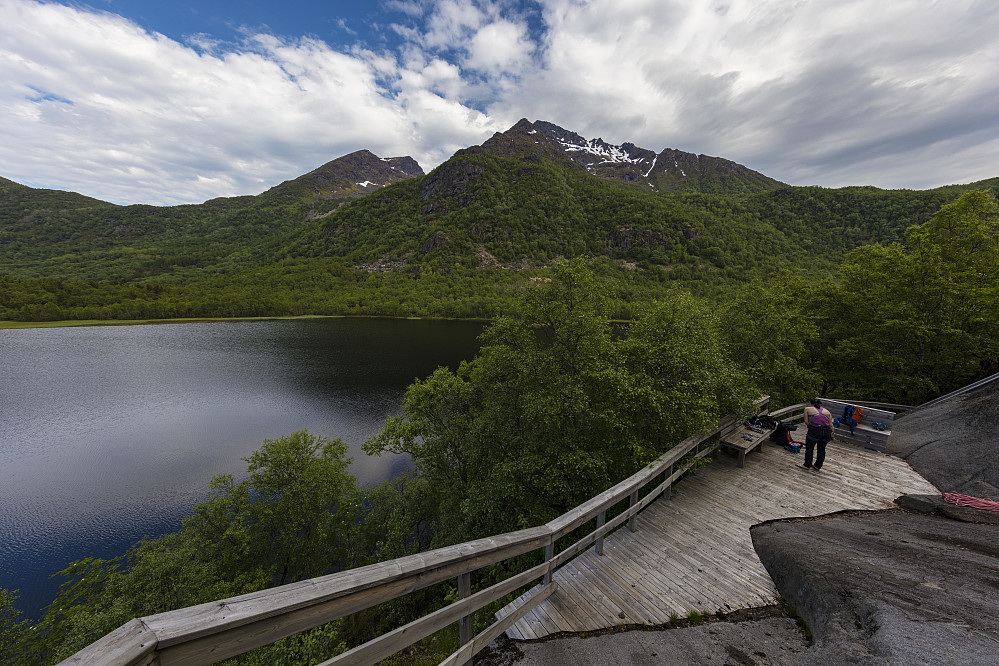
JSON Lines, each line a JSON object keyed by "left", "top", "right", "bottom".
{"left": 261, "top": 149, "right": 425, "bottom": 218}
{"left": 474, "top": 119, "right": 785, "bottom": 195}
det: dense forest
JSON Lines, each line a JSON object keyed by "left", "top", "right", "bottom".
{"left": 3, "top": 129, "right": 998, "bottom": 323}
{"left": 2, "top": 189, "right": 998, "bottom": 664}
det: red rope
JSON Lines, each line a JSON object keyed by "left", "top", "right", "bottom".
{"left": 943, "top": 492, "right": 999, "bottom": 512}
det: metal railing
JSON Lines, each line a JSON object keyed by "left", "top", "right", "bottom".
{"left": 917, "top": 371, "right": 999, "bottom": 410}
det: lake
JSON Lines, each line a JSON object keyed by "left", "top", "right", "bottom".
{"left": 0, "top": 318, "right": 483, "bottom": 618}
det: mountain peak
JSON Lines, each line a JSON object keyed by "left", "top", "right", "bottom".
{"left": 480, "top": 119, "right": 784, "bottom": 195}
{"left": 263, "top": 150, "right": 424, "bottom": 206}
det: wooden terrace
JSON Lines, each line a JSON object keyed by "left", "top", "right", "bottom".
{"left": 62, "top": 398, "right": 937, "bottom": 666}
{"left": 498, "top": 435, "right": 936, "bottom": 639}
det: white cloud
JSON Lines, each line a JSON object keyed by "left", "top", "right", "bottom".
{"left": 508, "top": 0, "right": 999, "bottom": 189}
{"left": 0, "top": 0, "right": 498, "bottom": 204}
{"left": 2, "top": 0, "right": 999, "bottom": 205}
{"left": 465, "top": 19, "right": 533, "bottom": 74}
{"left": 421, "top": 0, "right": 487, "bottom": 49}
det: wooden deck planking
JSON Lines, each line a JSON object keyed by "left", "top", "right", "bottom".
{"left": 504, "top": 440, "right": 937, "bottom": 639}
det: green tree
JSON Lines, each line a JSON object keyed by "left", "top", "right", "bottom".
{"left": 624, "top": 289, "right": 754, "bottom": 447}
{"left": 26, "top": 431, "right": 358, "bottom": 664}
{"left": 814, "top": 191, "right": 999, "bottom": 402}
{"left": 365, "top": 261, "right": 754, "bottom": 545}
{"left": 186, "top": 431, "right": 360, "bottom": 586}
{"left": 718, "top": 276, "right": 819, "bottom": 407}
{"left": 1, "top": 589, "right": 31, "bottom": 665}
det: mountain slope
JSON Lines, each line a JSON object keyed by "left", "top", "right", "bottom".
{"left": 474, "top": 119, "right": 786, "bottom": 194}
{"left": 3, "top": 121, "right": 996, "bottom": 295}
{"left": 0, "top": 152, "right": 423, "bottom": 281}
{"left": 260, "top": 150, "right": 424, "bottom": 218}
{"left": 301, "top": 121, "right": 990, "bottom": 281}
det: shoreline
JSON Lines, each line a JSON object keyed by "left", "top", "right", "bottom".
{"left": 0, "top": 313, "right": 493, "bottom": 330}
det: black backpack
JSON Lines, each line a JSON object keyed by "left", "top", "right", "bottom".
{"left": 769, "top": 421, "right": 797, "bottom": 444}
{"left": 747, "top": 414, "right": 778, "bottom": 429}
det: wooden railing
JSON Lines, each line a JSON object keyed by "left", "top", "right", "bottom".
{"left": 62, "top": 397, "right": 770, "bottom": 666}
{"left": 770, "top": 398, "right": 909, "bottom": 452}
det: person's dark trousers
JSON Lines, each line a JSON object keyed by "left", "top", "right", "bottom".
{"left": 804, "top": 436, "right": 828, "bottom": 469}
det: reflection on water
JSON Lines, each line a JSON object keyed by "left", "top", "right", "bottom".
{"left": 0, "top": 318, "right": 482, "bottom": 617}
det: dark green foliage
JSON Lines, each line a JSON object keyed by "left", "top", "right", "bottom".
{"left": 718, "top": 275, "right": 820, "bottom": 408}
{"left": 364, "top": 261, "right": 753, "bottom": 545}
{"left": 812, "top": 191, "right": 999, "bottom": 403}
{"left": 4, "top": 150, "right": 997, "bottom": 322}
{"left": 186, "top": 431, "right": 360, "bottom": 587}
{"left": 1, "top": 589, "right": 30, "bottom": 665}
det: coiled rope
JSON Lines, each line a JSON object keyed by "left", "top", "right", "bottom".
{"left": 943, "top": 492, "right": 999, "bottom": 512}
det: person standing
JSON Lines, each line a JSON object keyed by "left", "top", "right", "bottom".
{"left": 800, "top": 398, "right": 833, "bottom": 472}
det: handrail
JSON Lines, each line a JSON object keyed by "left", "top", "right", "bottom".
{"left": 61, "top": 397, "right": 769, "bottom": 666}
{"left": 917, "top": 371, "right": 999, "bottom": 409}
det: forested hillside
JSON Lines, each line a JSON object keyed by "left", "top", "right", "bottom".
{"left": 2, "top": 122, "right": 998, "bottom": 324}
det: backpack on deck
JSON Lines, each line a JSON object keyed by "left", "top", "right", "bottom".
{"left": 769, "top": 422, "right": 801, "bottom": 453}
{"left": 767, "top": 420, "right": 800, "bottom": 452}
{"left": 769, "top": 421, "right": 796, "bottom": 445}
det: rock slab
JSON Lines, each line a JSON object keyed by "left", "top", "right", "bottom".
{"left": 752, "top": 511, "right": 999, "bottom": 665}
{"left": 889, "top": 382, "right": 999, "bottom": 500}
{"left": 502, "top": 618, "right": 808, "bottom": 666}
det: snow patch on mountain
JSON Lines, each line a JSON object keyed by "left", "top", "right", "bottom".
{"left": 643, "top": 155, "right": 658, "bottom": 178}
{"left": 556, "top": 137, "right": 647, "bottom": 167}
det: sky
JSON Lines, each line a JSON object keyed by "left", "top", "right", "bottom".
{"left": 2, "top": 0, "right": 998, "bottom": 205}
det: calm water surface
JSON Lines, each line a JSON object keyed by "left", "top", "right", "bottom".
{"left": 0, "top": 318, "right": 482, "bottom": 617}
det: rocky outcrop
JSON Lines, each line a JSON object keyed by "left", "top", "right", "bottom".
{"left": 888, "top": 381, "right": 999, "bottom": 499}
{"left": 262, "top": 149, "right": 424, "bottom": 207}
{"left": 610, "top": 227, "right": 673, "bottom": 251}
{"left": 422, "top": 230, "right": 450, "bottom": 254}
{"left": 297, "top": 150, "right": 423, "bottom": 195}
{"left": 419, "top": 159, "right": 484, "bottom": 214}
{"left": 751, "top": 380, "right": 999, "bottom": 665}
{"left": 752, "top": 512, "right": 999, "bottom": 665}
{"left": 477, "top": 119, "right": 785, "bottom": 194}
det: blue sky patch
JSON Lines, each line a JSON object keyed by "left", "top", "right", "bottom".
{"left": 27, "top": 86, "right": 73, "bottom": 105}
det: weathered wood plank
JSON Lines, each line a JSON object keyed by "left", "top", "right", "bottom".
{"left": 60, "top": 619, "right": 157, "bottom": 666}
{"left": 320, "top": 561, "right": 549, "bottom": 666}
{"left": 504, "top": 437, "right": 934, "bottom": 638}
{"left": 152, "top": 529, "right": 550, "bottom": 665}
{"left": 438, "top": 583, "right": 554, "bottom": 666}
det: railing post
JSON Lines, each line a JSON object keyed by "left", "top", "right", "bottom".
{"left": 543, "top": 542, "right": 554, "bottom": 585}
{"left": 594, "top": 511, "right": 606, "bottom": 556}
{"left": 627, "top": 491, "right": 638, "bottom": 532}
{"left": 458, "top": 572, "right": 472, "bottom": 647}
{"left": 667, "top": 464, "right": 673, "bottom": 499}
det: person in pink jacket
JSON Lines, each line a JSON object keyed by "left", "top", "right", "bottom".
{"left": 800, "top": 398, "right": 834, "bottom": 472}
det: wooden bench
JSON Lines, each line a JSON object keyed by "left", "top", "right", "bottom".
{"left": 720, "top": 425, "right": 774, "bottom": 467}
{"left": 820, "top": 399, "right": 895, "bottom": 452}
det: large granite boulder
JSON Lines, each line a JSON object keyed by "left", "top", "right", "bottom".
{"left": 888, "top": 381, "right": 999, "bottom": 499}
{"left": 752, "top": 512, "right": 999, "bottom": 665}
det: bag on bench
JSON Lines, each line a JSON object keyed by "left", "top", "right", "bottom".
{"left": 747, "top": 414, "right": 778, "bottom": 429}
{"left": 833, "top": 404, "right": 864, "bottom": 434}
